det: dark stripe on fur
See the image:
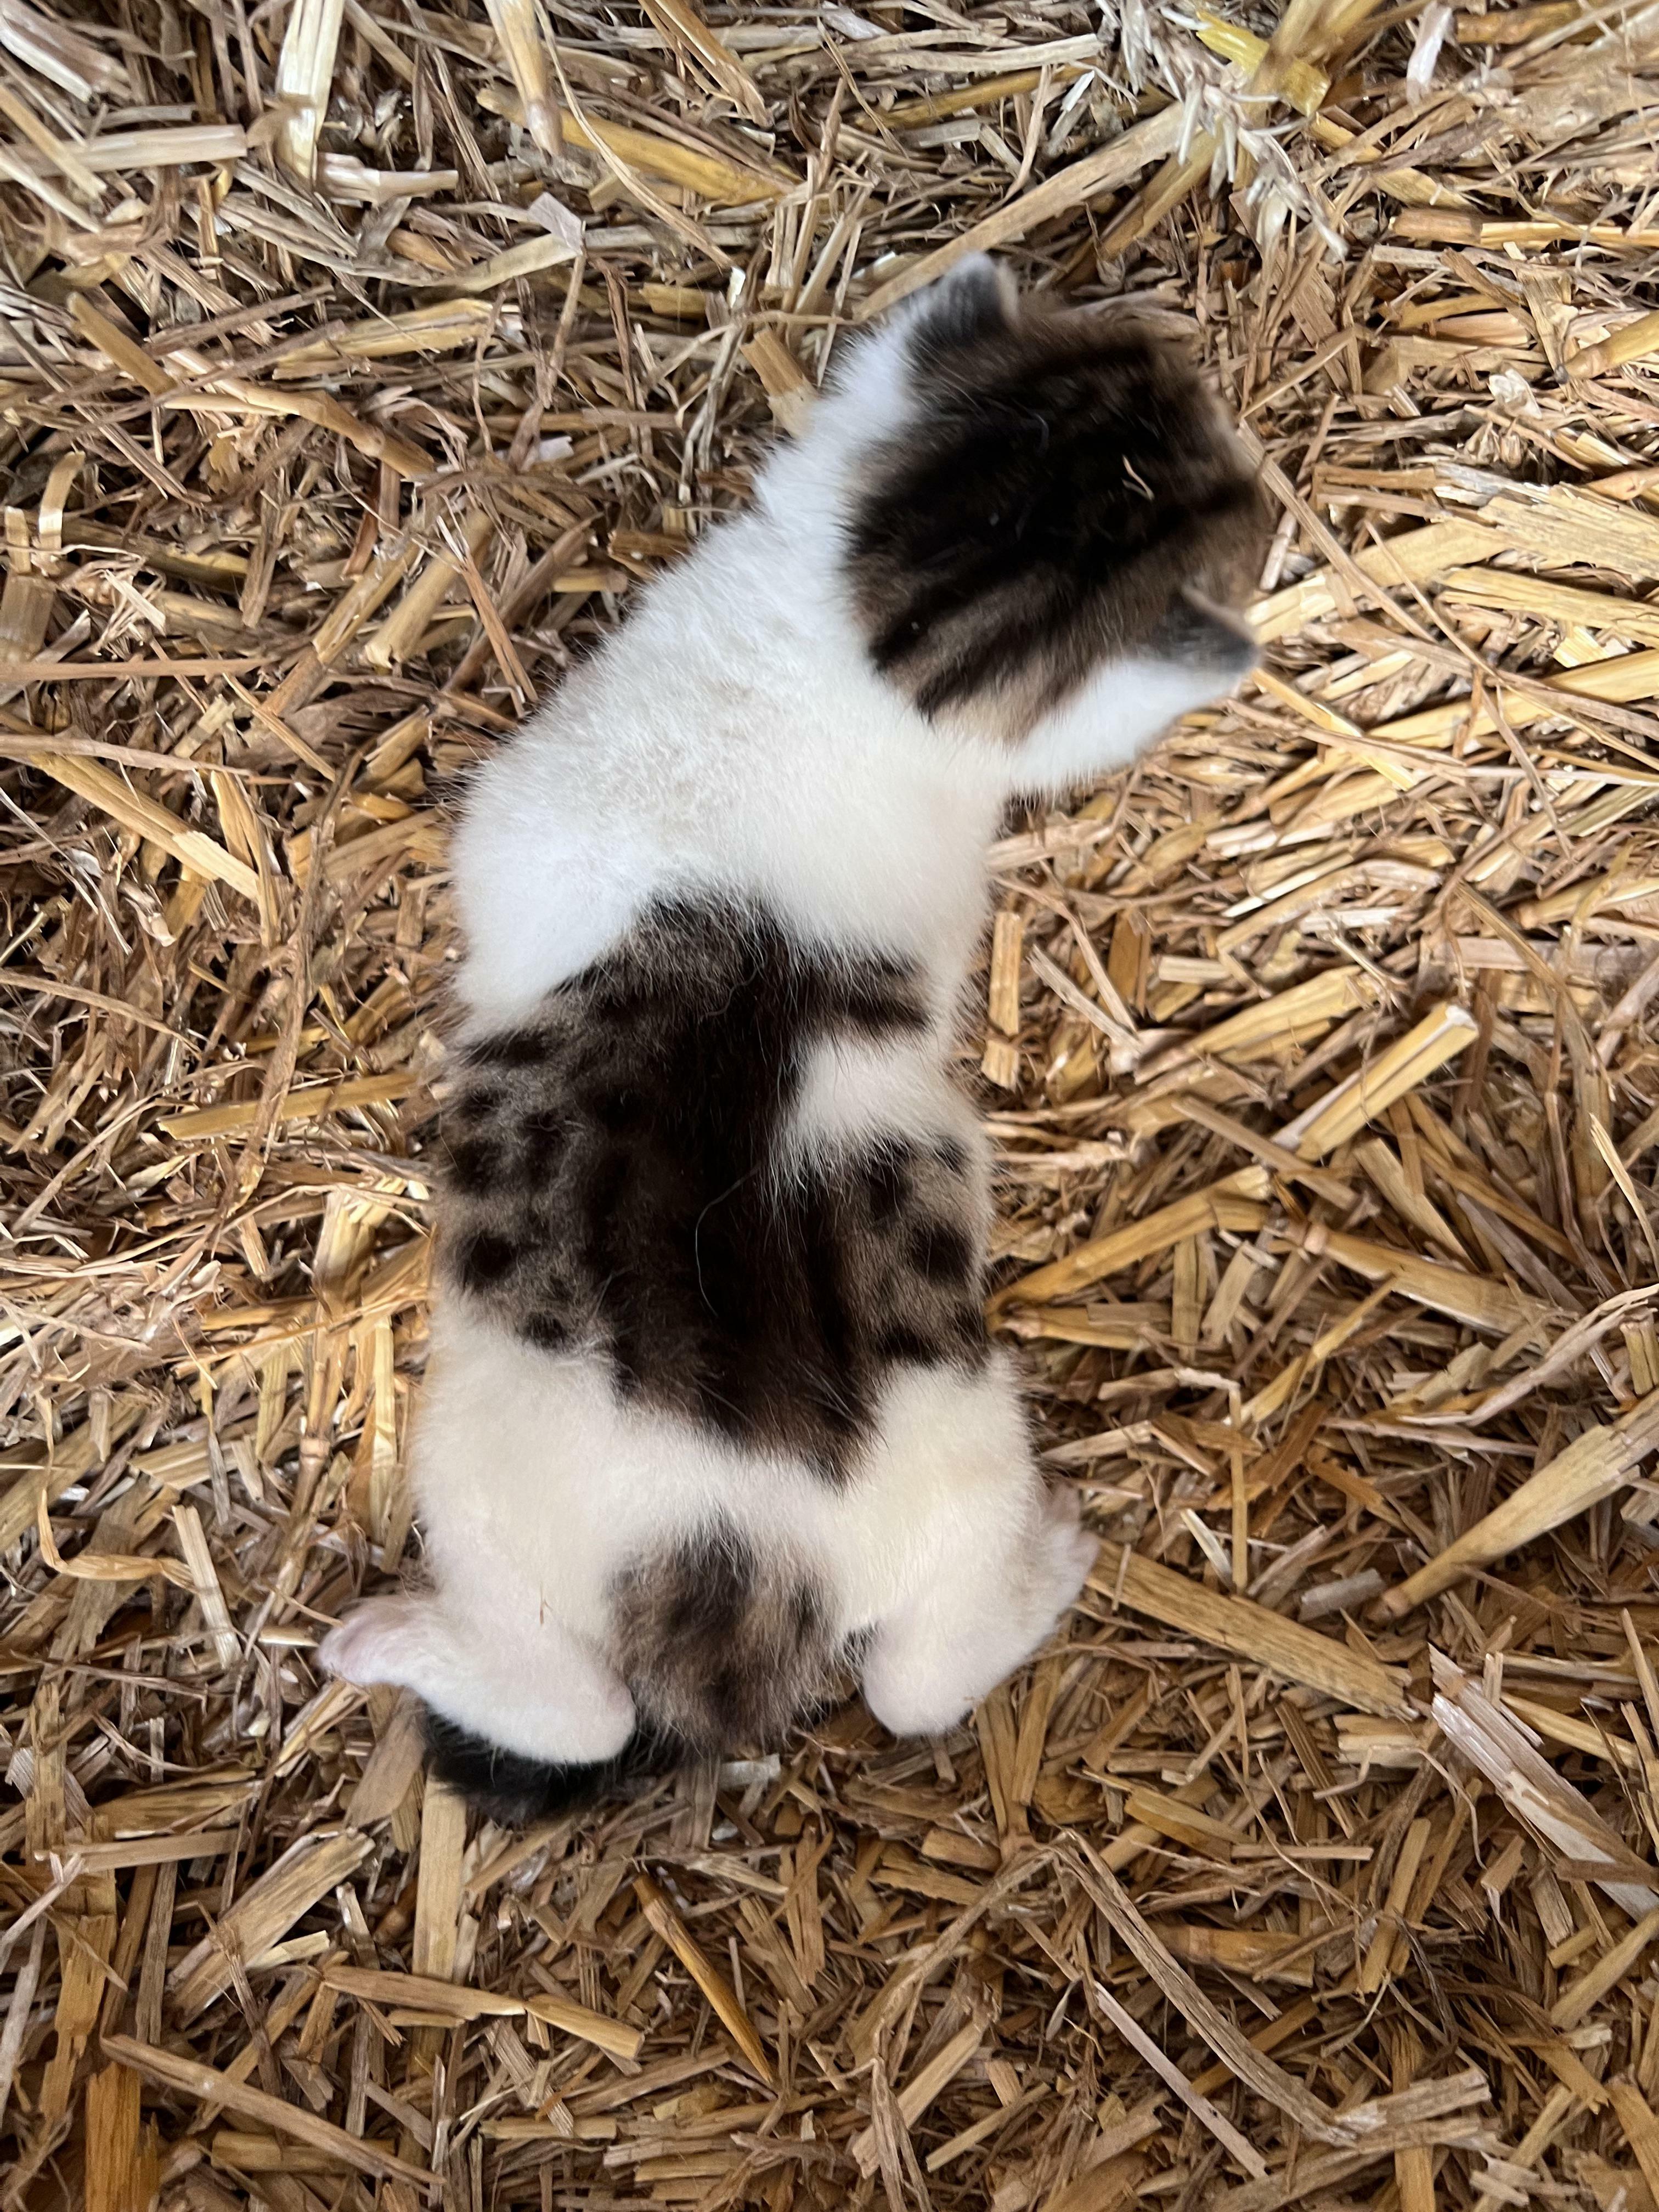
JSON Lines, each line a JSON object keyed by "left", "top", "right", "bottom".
{"left": 425, "top": 1519, "right": 853, "bottom": 1819}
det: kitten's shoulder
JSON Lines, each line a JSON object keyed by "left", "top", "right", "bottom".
{"left": 448, "top": 694, "right": 665, "bottom": 1026}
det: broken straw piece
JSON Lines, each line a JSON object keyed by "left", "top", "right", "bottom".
{"left": 484, "top": 0, "right": 562, "bottom": 155}
{"left": 275, "top": 0, "right": 345, "bottom": 185}
{"left": 1382, "top": 1389, "right": 1659, "bottom": 1615}
{"left": 1430, "top": 1652, "right": 1659, "bottom": 1920}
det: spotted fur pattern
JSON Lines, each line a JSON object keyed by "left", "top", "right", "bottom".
{"left": 441, "top": 897, "right": 986, "bottom": 1483}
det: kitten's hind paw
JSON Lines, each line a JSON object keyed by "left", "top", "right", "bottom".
{"left": 320, "top": 1593, "right": 639, "bottom": 1768}
{"left": 1036, "top": 1481, "right": 1099, "bottom": 1620}
{"left": 319, "top": 1593, "right": 425, "bottom": 1689}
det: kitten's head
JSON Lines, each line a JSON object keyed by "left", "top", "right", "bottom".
{"left": 830, "top": 258, "right": 1267, "bottom": 787}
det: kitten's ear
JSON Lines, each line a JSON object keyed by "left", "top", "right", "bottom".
{"left": 1150, "top": 585, "right": 1259, "bottom": 683}
{"left": 906, "top": 256, "right": 1018, "bottom": 364}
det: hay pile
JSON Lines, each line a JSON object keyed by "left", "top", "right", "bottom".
{"left": 7, "top": 0, "right": 1659, "bottom": 2204}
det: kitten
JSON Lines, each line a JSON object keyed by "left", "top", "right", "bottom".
{"left": 320, "top": 258, "right": 1266, "bottom": 1822}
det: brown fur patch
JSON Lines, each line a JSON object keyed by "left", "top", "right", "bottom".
{"left": 608, "top": 1523, "right": 845, "bottom": 1753}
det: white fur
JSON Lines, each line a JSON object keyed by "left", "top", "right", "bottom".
{"left": 783, "top": 1032, "right": 976, "bottom": 1167}
{"left": 328, "top": 1306, "right": 1096, "bottom": 1753}
{"left": 1020, "top": 652, "right": 1245, "bottom": 794}
{"left": 324, "top": 261, "right": 1252, "bottom": 1754}
{"left": 448, "top": 261, "right": 1226, "bottom": 1036}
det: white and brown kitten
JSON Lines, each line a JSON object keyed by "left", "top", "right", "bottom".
{"left": 320, "top": 258, "right": 1266, "bottom": 1820}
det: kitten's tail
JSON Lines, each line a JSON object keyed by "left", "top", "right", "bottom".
{"left": 423, "top": 1709, "right": 690, "bottom": 1825}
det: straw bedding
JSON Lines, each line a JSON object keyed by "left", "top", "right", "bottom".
{"left": 7, "top": 0, "right": 1659, "bottom": 2204}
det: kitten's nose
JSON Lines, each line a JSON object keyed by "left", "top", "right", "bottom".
{"left": 1156, "top": 585, "right": 1260, "bottom": 678}
{"left": 1192, "top": 588, "right": 1260, "bottom": 677}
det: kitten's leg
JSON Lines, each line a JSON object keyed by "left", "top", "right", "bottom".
{"left": 320, "top": 1593, "right": 636, "bottom": 1765}
{"left": 861, "top": 1477, "right": 1097, "bottom": 1739}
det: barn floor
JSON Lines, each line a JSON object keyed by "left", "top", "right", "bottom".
{"left": 7, "top": 0, "right": 1659, "bottom": 2206}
